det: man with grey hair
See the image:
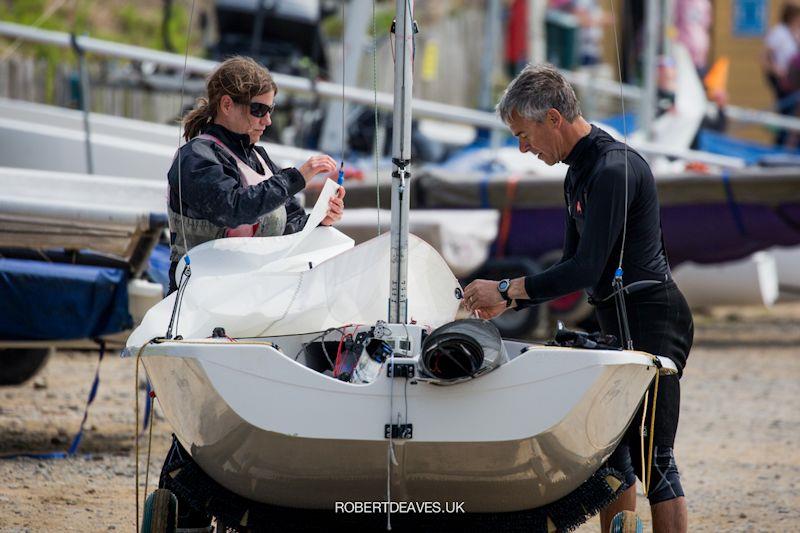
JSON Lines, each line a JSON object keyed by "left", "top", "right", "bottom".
{"left": 464, "top": 64, "right": 692, "bottom": 533}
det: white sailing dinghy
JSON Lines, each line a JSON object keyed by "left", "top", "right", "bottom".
{"left": 125, "top": 0, "right": 677, "bottom": 522}
{"left": 126, "top": 183, "right": 675, "bottom": 512}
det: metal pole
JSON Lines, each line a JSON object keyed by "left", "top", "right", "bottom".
{"left": 527, "top": 0, "right": 546, "bottom": 64}
{"left": 640, "top": 0, "right": 659, "bottom": 141}
{"left": 478, "top": 0, "right": 501, "bottom": 110}
{"left": 71, "top": 33, "right": 94, "bottom": 175}
{"left": 663, "top": 0, "right": 675, "bottom": 58}
{"left": 3, "top": 22, "right": 800, "bottom": 136}
{"left": 250, "top": 0, "right": 267, "bottom": 58}
{"left": 388, "top": 0, "right": 414, "bottom": 324}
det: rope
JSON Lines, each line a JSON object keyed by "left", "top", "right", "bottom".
{"left": 639, "top": 390, "right": 649, "bottom": 493}
{"left": 166, "top": 0, "right": 198, "bottom": 339}
{"left": 609, "top": 0, "right": 633, "bottom": 350}
{"left": 609, "top": 0, "right": 661, "bottom": 494}
{"left": 143, "top": 388, "right": 156, "bottom": 504}
{"left": 644, "top": 368, "right": 660, "bottom": 497}
{"left": 134, "top": 343, "right": 147, "bottom": 533}
{"left": 0, "top": 340, "right": 106, "bottom": 460}
{"left": 373, "top": 0, "right": 381, "bottom": 235}
{"left": 386, "top": 344, "right": 396, "bottom": 531}
{"left": 339, "top": 0, "right": 347, "bottom": 186}
{"left": 175, "top": 0, "right": 196, "bottom": 265}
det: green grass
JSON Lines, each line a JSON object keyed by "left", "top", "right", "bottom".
{"left": 0, "top": 0, "right": 203, "bottom": 61}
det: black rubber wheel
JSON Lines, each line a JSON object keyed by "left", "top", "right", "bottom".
{"left": 464, "top": 257, "right": 542, "bottom": 338}
{"left": 0, "top": 348, "right": 50, "bottom": 385}
{"left": 141, "top": 488, "right": 178, "bottom": 533}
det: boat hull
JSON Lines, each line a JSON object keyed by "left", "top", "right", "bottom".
{"left": 141, "top": 341, "right": 666, "bottom": 512}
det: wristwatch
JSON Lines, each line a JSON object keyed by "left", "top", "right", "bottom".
{"left": 497, "top": 279, "right": 512, "bottom": 307}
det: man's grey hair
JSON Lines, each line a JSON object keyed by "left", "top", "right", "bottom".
{"left": 496, "top": 64, "right": 582, "bottom": 124}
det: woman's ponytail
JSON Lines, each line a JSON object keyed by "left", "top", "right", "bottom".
{"left": 182, "top": 97, "right": 212, "bottom": 142}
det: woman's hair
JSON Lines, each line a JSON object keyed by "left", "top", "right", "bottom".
{"left": 183, "top": 56, "right": 278, "bottom": 141}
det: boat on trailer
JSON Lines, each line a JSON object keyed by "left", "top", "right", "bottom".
{"left": 136, "top": 322, "right": 674, "bottom": 511}
{"left": 126, "top": 0, "right": 676, "bottom": 528}
{"left": 126, "top": 192, "right": 677, "bottom": 517}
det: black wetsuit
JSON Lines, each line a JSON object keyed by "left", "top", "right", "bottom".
{"left": 522, "top": 125, "right": 670, "bottom": 306}
{"left": 521, "top": 125, "right": 693, "bottom": 504}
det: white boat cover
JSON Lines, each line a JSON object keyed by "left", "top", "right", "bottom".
{"left": 127, "top": 180, "right": 462, "bottom": 349}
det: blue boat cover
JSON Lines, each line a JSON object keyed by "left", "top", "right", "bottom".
{"left": 147, "top": 243, "right": 171, "bottom": 294}
{"left": 0, "top": 258, "right": 132, "bottom": 341}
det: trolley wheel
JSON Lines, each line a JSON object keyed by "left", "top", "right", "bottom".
{"left": 610, "top": 510, "right": 643, "bottom": 533}
{"left": 141, "top": 488, "right": 178, "bottom": 533}
{"left": 0, "top": 348, "right": 50, "bottom": 385}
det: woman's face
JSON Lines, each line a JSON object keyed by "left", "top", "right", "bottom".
{"left": 218, "top": 90, "right": 275, "bottom": 145}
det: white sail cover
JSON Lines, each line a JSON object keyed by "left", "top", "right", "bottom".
{"left": 127, "top": 180, "right": 461, "bottom": 349}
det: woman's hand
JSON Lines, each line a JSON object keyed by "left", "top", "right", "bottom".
{"left": 299, "top": 154, "right": 337, "bottom": 183}
{"left": 320, "top": 186, "right": 346, "bottom": 226}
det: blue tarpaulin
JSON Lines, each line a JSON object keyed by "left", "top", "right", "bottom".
{"left": 147, "top": 243, "right": 171, "bottom": 293}
{"left": 0, "top": 258, "right": 132, "bottom": 340}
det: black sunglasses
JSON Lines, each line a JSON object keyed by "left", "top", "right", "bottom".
{"left": 246, "top": 101, "right": 276, "bottom": 118}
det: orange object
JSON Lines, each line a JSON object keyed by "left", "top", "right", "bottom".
{"left": 703, "top": 57, "right": 729, "bottom": 99}
{"left": 495, "top": 175, "right": 520, "bottom": 259}
{"left": 685, "top": 161, "right": 711, "bottom": 173}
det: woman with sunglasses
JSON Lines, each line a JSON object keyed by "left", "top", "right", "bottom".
{"left": 166, "top": 56, "right": 344, "bottom": 293}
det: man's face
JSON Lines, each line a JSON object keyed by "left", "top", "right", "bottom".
{"left": 508, "top": 111, "right": 562, "bottom": 166}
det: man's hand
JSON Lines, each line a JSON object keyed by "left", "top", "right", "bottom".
{"left": 463, "top": 279, "right": 504, "bottom": 312}
{"left": 320, "top": 186, "right": 346, "bottom": 226}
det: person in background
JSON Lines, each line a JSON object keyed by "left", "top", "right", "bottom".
{"left": 674, "top": 0, "right": 712, "bottom": 72}
{"left": 764, "top": 2, "right": 800, "bottom": 145}
{"left": 168, "top": 56, "right": 344, "bottom": 293}
{"left": 505, "top": 0, "right": 529, "bottom": 77}
{"left": 548, "top": 0, "right": 610, "bottom": 67}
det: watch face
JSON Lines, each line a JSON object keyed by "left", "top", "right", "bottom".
{"left": 498, "top": 280, "right": 509, "bottom": 292}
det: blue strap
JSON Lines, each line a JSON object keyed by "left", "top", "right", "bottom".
{"left": 479, "top": 174, "right": 491, "bottom": 208}
{"left": 1, "top": 341, "right": 105, "bottom": 460}
{"left": 721, "top": 171, "right": 747, "bottom": 236}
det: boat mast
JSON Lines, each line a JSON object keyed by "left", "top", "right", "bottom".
{"left": 388, "top": 0, "right": 414, "bottom": 323}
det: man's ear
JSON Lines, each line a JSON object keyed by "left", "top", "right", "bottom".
{"left": 548, "top": 108, "right": 562, "bottom": 128}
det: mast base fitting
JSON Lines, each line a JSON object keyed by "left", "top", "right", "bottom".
{"left": 390, "top": 20, "right": 419, "bottom": 35}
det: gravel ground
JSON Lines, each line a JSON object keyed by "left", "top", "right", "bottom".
{"left": 1, "top": 304, "right": 798, "bottom": 532}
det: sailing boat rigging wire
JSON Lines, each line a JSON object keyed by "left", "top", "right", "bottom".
{"left": 608, "top": 0, "right": 661, "bottom": 500}
{"left": 339, "top": 0, "right": 347, "bottom": 186}
{"left": 608, "top": 0, "right": 633, "bottom": 351}
{"left": 373, "top": 0, "right": 382, "bottom": 236}
{"left": 165, "top": 0, "right": 197, "bottom": 339}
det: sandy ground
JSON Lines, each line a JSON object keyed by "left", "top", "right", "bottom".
{"left": 1, "top": 304, "right": 798, "bottom": 532}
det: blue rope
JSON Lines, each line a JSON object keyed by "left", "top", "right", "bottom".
{"left": 1, "top": 341, "right": 105, "bottom": 460}
{"left": 721, "top": 170, "right": 747, "bottom": 236}
{"left": 479, "top": 174, "right": 491, "bottom": 208}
